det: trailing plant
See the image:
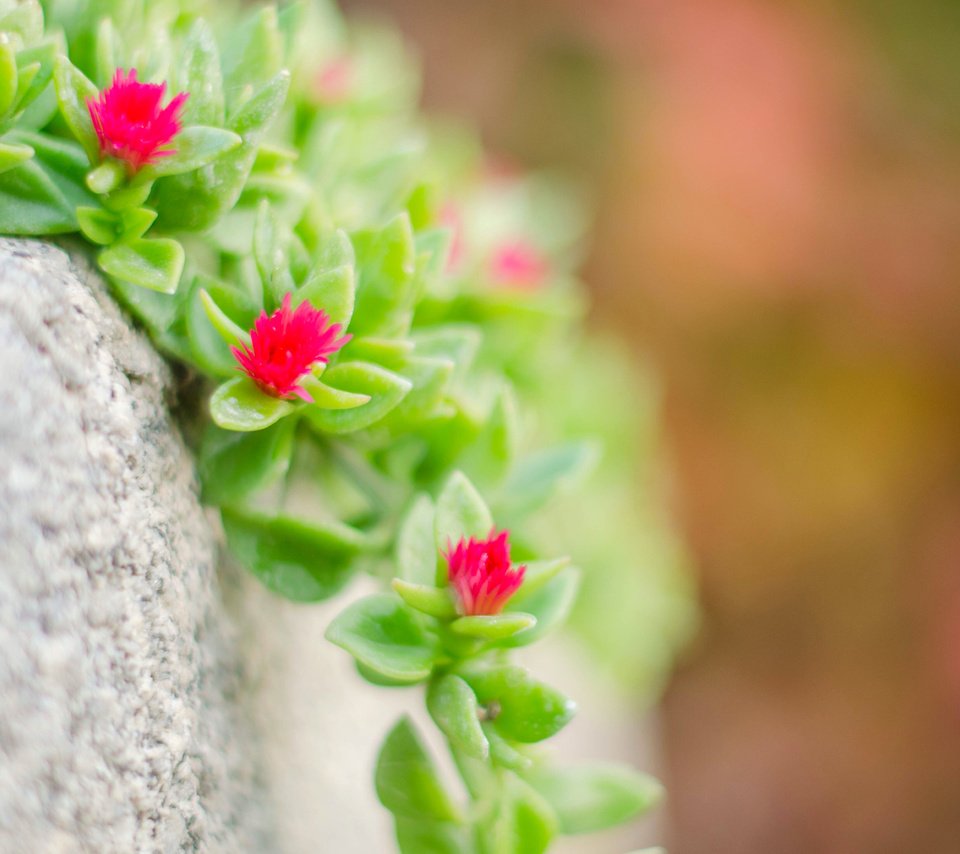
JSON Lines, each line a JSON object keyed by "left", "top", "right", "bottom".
{"left": 0, "top": 0, "right": 694, "bottom": 850}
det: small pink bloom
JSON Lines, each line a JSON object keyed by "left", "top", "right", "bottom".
{"left": 314, "top": 57, "right": 353, "bottom": 103}
{"left": 232, "top": 293, "right": 351, "bottom": 402}
{"left": 87, "top": 68, "right": 188, "bottom": 174}
{"left": 489, "top": 240, "right": 548, "bottom": 289}
{"left": 445, "top": 530, "right": 526, "bottom": 617}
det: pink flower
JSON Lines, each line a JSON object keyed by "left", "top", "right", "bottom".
{"left": 87, "top": 69, "right": 188, "bottom": 174}
{"left": 232, "top": 293, "right": 351, "bottom": 402}
{"left": 314, "top": 57, "right": 353, "bottom": 103}
{"left": 440, "top": 203, "right": 465, "bottom": 274}
{"left": 489, "top": 240, "right": 548, "bottom": 289}
{"left": 445, "top": 530, "right": 526, "bottom": 616}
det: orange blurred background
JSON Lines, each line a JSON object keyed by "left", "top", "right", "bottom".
{"left": 342, "top": 1, "right": 960, "bottom": 850}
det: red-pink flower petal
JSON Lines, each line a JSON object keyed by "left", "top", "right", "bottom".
{"left": 87, "top": 68, "right": 188, "bottom": 174}
{"left": 231, "top": 293, "right": 351, "bottom": 401}
{"left": 445, "top": 529, "right": 526, "bottom": 617}
{"left": 489, "top": 240, "right": 548, "bottom": 289}
{"left": 314, "top": 57, "right": 353, "bottom": 103}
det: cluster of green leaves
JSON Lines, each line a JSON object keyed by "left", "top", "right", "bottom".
{"left": 327, "top": 472, "right": 663, "bottom": 851}
{"left": 0, "top": 0, "right": 693, "bottom": 850}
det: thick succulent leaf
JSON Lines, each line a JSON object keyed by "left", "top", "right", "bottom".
{"left": 462, "top": 664, "right": 575, "bottom": 744}
{"left": 501, "top": 569, "right": 580, "bottom": 648}
{"left": 434, "top": 471, "right": 493, "bottom": 563}
{"left": 99, "top": 237, "right": 184, "bottom": 294}
{"left": 296, "top": 262, "right": 355, "bottom": 328}
{"left": 394, "top": 817, "right": 469, "bottom": 854}
{"left": 209, "top": 376, "right": 294, "bottom": 432}
{"left": 480, "top": 773, "right": 557, "bottom": 854}
{"left": 0, "top": 38, "right": 17, "bottom": 117}
{"left": 326, "top": 594, "right": 436, "bottom": 683}
{"left": 52, "top": 55, "right": 98, "bottom": 163}
{"left": 173, "top": 19, "right": 225, "bottom": 127}
{"left": 395, "top": 495, "right": 438, "bottom": 585}
{"left": 524, "top": 763, "right": 663, "bottom": 835}
{"left": 427, "top": 674, "right": 489, "bottom": 760}
{"left": 350, "top": 211, "right": 416, "bottom": 336}
{"left": 198, "top": 420, "right": 295, "bottom": 507}
{"left": 449, "top": 613, "right": 536, "bottom": 641}
{"left": 138, "top": 126, "right": 241, "bottom": 180}
{"left": 302, "top": 361, "right": 411, "bottom": 434}
{"left": 392, "top": 579, "right": 456, "bottom": 620}
{"left": 222, "top": 505, "right": 361, "bottom": 602}
{"left": 0, "top": 140, "right": 33, "bottom": 175}
{"left": 375, "top": 716, "right": 462, "bottom": 821}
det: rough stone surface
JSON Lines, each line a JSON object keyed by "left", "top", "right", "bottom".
{"left": 0, "top": 239, "right": 268, "bottom": 853}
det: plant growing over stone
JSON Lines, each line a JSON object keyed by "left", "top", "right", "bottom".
{"left": 0, "top": 0, "right": 693, "bottom": 850}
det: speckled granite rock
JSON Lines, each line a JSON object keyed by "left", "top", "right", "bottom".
{"left": 0, "top": 238, "right": 268, "bottom": 853}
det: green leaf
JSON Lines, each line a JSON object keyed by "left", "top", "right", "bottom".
{"left": 198, "top": 420, "right": 294, "bottom": 507}
{"left": 53, "top": 55, "right": 99, "bottom": 163}
{"left": 118, "top": 206, "right": 157, "bottom": 241}
{"left": 93, "top": 18, "right": 117, "bottom": 90}
{"left": 392, "top": 579, "right": 456, "bottom": 620}
{"left": 482, "top": 773, "right": 557, "bottom": 854}
{"left": 253, "top": 198, "right": 287, "bottom": 300}
{"left": 411, "top": 324, "right": 482, "bottom": 380}
{"left": 302, "top": 361, "right": 411, "bottom": 434}
{"left": 375, "top": 716, "right": 461, "bottom": 821}
{"left": 427, "top": 674, "right": 488, "bottom": 760}
{"left": 502, "top": 569, "right": 580, "bottom": 648}
{"left": 296, "top": 262, "right": 355, "bottom": 329}
{"left": 394, "top": 817, "right": 468, "bottom": 854}
{"left": 459, "top": 385, "right": 518, "bottom": 489}
{"left": 0, "top": 158, "right": 75, "bottom": 233}
{"left": 0, "top": 37, "right": 18, "bottom": 117}
{"left": 209, "top": 376, "right": 294, "bottom": 432}
{"left": 388, "top": 355, "right": 454, "bottom": 429}
{"left": 300, "top": 373, "right": 370, "bottom": 410}
{"left": 98, "top": 238, "right": 184, "bottom": 294}
{"left": 513, "top": 558, "right": 571, "bottom": 601}
{"left": 484, "top": 725, "right": 533, "bottom": 773}
{"left": 449, "top": 613, "right": 536, "bottom": 641}
{"left": 222, "top": 506, "right": 360, "bottom": 602}
{"left": 199, "top": 287, "right": 251, "bottom": 349}
{"left": 344, "top": 336, "right": 413, "bottom": 369}
{"left": 76, "top": 205, "right": 117, "bottom": 244}
{"left": 326, "top": 594, "right": 436, "bottom": 683}
{"left": 350, "top": 212, "right": 416, "bottom": 336}
{"left": 0, "top": 1, "right": 42, "bottom": 43}
{"left": 462, "top": 665, "right": 576, "bottom": 744}
{"left": 434, "top": 472, "right": 493, "bottom": 572}
{"left": 396, "top": 495, "right": 438, "bottom": 585}
{"left": 499, "top": 441, "right": 600, "bottom": 519}
{"left": 139, "top": 126, "right": 241, "bottom": 179}
{"left": 13, "top": 42, "right": 56, "bottom": 121}
{"left": 222, "top": 4, "right": 283, "bottom": 106}
{"left": 86, "top": 159, "right": 124, "bottom": 194}
{"left": 524, "top": 764, "right": 664, "bottom": 835}
{"left": 175, "top": 19, "right": 224, "bottom": 126}
{"left": 0, "top": 141, "right": 33, "bottom": 174}
{"left": 153, "top": 70, "right": 290, "bottom": 231}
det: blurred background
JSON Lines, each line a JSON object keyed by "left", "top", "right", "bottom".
{"left": 339, "top": 1, "right": 960, "bottom": 851}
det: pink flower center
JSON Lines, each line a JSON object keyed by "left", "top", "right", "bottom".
{"left": 445, "top": 530, "right": 526, "bottom": 617}
{"left": 231, "top": 293, "right": 351, "bottom": 402}
{"left": 87, "top": 69, "right": 188, "bottom": 174}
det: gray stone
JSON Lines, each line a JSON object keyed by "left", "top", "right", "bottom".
{"left": 0, "top": 239, "right": 268, "bottom": 853}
